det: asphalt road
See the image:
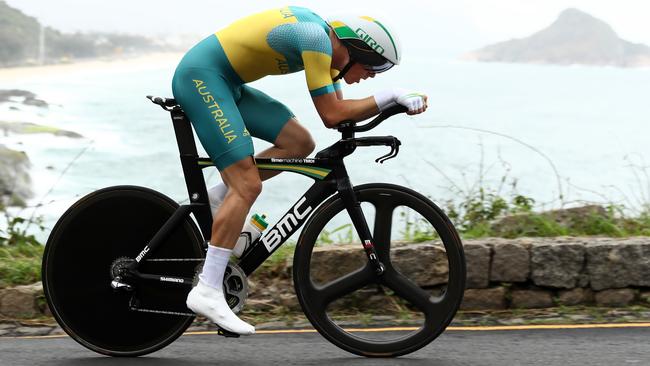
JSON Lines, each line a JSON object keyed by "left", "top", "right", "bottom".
{"left": 1, "top": 326, "right": 648, "bottom": 366}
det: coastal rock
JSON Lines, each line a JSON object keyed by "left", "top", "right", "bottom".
{"left": 640, "top": 291, "right": 650, "bottom": 305}
{"left": 0, "top": 89, "right": 33, "bottom": 102}
{"left": 544, "top": 205, "right": 609, "bottom": 229}
{"left": 490, "top": 242, "right": 530, "bottom": 282}
{"left": 464, "top": 8, "right": 650, "bottom": 67}
{"left": 594, "top": 289, "right": 637, "bottom": 307}
{"left": 0, "top": 90, "right": 48, "bottom": 108}
{"left": 531, "top": 242, "right": 585, "bottom": 288}
{"left": 0, "top": 121, "right": 83, "bottom": 138}
{"left": 461, "top": 287, "right": 507, "bottom": 310}
{"left": 586, "top": 240, "right": 650, "bottom": 290}
{"left": 463, "top": 243, "right": 491, "bottom": 288}
{"left": 310, "top": 245, "right": 366, "bottom": 284}
{"left": 392, "top": 242, "right": 449, "bottom": 287}
{"left": 14, "top": 327, "right": 52, "bottom": 336}
{"left": 0, "top": 282, "right": 42, "bottom": 318}
{"left": 491, "top": 205, "right": 609, "bottom": 237}
{"left": 0, "top": 145, "right": 33, "bottom": 207}
{"left": 557, "top": 288, "right": 594, "bottom": 306}
{"left": 510, "top": 289, "right": 555, "bottom": 309}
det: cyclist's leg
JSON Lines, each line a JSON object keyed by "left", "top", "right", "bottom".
{"left": 211, "top": 158, "right": 261, "bottom": 249}
{"left": 237, "top": 85, "right": 316, "bottom": 180}
{"left": 172, "top": 67, "right": 256, "bottom": 335}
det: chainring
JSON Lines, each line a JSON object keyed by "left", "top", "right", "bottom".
{"left": 110, "top": 256, "right": 135, "bottom": 279}
{"left": 192, "top": 263, "right": 249, "bottom": 314}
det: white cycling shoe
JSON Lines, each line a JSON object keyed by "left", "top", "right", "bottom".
{"left": 186, "top": 279, "right": 255, "bottom": 336}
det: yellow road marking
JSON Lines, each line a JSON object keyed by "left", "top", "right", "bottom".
{"left": 446, "top": 323, "right": 650, "bottom": 331}
{"left": 185, "top": 322, "right": 650, "bottom": 335}
{"left": 4, "top": 334, "right": 69, "bottom": 340}
{"left": 5, "top": 323, "right": 650, "bottom": 340}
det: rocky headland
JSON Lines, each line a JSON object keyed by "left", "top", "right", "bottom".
{"left": 464, "top": 8, "right": 650, "bottom": 67}
{"left": 0, "top": 145, "right": 32, "bottom": 207}
{"left": 0, "top": 89, "right": 82, "bottom": 207}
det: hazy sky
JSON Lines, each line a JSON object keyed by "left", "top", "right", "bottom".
{"left": 5, "top": 0, "right": 650, "bottom": 57}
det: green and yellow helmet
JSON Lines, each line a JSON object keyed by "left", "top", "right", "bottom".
{"left": 327, "top": 15, "right": 402, "bottom": 75}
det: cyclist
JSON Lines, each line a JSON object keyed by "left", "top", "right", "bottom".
{"left": 172, "top": 6, "right": 428, "bottom": 335}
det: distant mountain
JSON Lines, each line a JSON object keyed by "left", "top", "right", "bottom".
{"left": 0, "top": 1, "right": 173, "bottom": 67}
{"left": 464, "top": 8, "right": 650, "bottom": 67}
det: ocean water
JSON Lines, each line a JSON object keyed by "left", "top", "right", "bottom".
{"left": 1, "top": 56, "right": 649, "bottom": 242}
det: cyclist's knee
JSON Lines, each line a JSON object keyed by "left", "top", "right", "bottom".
{"left": 277, "top": 118, "right": 315, "bottom": 157}
{"left": 288, "top": 129, "right": 315, "bottom": 157}
{"left": 298, "top": 134, "right": 316, "bottom": 157}
{"left": 236, "top": 177, "right": 262, "bottom": 205}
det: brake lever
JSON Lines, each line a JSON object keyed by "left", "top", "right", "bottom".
{"left": 375, "top": 138, "right": 401, "bottom": 164}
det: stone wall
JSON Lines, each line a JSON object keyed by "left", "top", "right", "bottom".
{"left": 2, "top": 237, "right": 650, "bottom": 318}
{"left": 461, "top": 237, "right": 650, "bottom": 309}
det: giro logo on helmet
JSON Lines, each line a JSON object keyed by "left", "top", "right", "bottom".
{"left": 355, "top": 28, "right": 385, "bottom": 55}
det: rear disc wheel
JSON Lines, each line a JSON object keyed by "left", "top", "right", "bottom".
{"left": 42, "top": 186, "right": 205, "bottom": 356}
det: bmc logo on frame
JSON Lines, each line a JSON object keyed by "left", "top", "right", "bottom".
{"left": 262, "top": 196, "right": 312, "bottom": 252}
{"left": 135, "top": 246, "right": 150, "bottom": 262}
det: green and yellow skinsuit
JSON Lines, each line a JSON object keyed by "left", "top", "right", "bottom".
{"left": 172, "top": 6, "right": 341, "bottom": 170}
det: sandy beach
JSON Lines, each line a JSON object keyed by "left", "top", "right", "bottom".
{"left": 0, "top": 52, "right": 184, "bottom": 82}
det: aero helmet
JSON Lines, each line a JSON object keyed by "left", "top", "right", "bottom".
{"left": 327, "top": 15, "right": 402, "bottom": 80}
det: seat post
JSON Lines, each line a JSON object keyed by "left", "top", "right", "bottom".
{"left": 170, "top": 110, "right": 213, "bottom": 241}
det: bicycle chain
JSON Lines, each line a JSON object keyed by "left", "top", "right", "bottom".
{"left": 129, "top": 305, "right": 195, "bottom": 317}
{"left": 124, "top": 258, "right": 248, "bottom": 317}
{"left": 114, "top": 257, "right": 203, "bottom": 316}
{"left": 144, "top": 258, "right": 205, "bottom": 262}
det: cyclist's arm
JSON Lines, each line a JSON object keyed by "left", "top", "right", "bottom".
{"left": 312, "top": 93, "right": 378, "bottom": 128}
{"left": 330, "top": 68, "right": 343, "bottom": 100}
{"left": 303, "top": 51, "right": 378, "bottom": 127}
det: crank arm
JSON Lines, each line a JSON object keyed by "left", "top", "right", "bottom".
{"left": 129, "top": 270, "right": 195, "bottom": 288}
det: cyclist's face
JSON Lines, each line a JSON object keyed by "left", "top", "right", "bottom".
{"left": 343, "top": 63, "right": 376, "bottom": 84}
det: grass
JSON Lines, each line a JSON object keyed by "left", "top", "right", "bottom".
{"left": 459, "top": 207, "right": 650, "bottom": 239}
{"left": 257, "top": 240, "right": 295, "bottom": 271}
{"left": 0, "top": 243, "right": 43, "bottom": 288}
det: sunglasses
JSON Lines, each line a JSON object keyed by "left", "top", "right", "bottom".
{"left": 363, "top": 60, "right": 394, "bottom": 73}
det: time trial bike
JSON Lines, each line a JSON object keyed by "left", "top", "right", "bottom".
{"left": 42, "top": 96, "right": 466, "bottom": 358}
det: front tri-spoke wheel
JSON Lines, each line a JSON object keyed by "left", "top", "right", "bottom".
{"left": 293, "top": 183, "right": 466, "bottom": 357}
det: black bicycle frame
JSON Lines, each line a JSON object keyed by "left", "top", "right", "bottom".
{"left": 128, "top": 105, "right": 397, "bottom": 286}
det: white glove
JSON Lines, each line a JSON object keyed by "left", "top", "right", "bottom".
{"left": 374, "top": 88, "right": 427, "bottom": 113}
{"left": 396, "top": 92, "right": 426, "bottom": 113}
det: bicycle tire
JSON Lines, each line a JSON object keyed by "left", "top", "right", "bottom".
{"left": 42, "top": 186, "right": 205, "bottom": 357}
{"left": 293, "top": 183, "right": 466, "bottom": 357}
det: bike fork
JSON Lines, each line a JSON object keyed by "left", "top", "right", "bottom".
{"left": 337, "top": 177, "right": 385, "bottom": 275}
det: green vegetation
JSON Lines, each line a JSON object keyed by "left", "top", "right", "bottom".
{"left": 0, "top": 241, "right": 43, "bottom": 288}
{"left": 0, "top": 1, "right": 40, "bottom": 66}
{"left": 443, "top": 190, "right": 650, "bottom": 239}
{"left": 311, "top": 184, "right": 650, "bottom": 248}
{"left": 0, "top": 205, "right": 45, "bottom": 288}
{"left": 259, "top": 240, "right": 295, "bottom": 270}
{"left": 317, "top": 223, "right": 354, "bottom": 245}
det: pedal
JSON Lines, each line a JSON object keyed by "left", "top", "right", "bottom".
{"left": 217, "top": 328, "right": 241, "bottom": 338}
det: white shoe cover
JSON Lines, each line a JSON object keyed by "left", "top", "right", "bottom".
{"left": 186, "top": 280, "right": 255, "bottom": 335}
